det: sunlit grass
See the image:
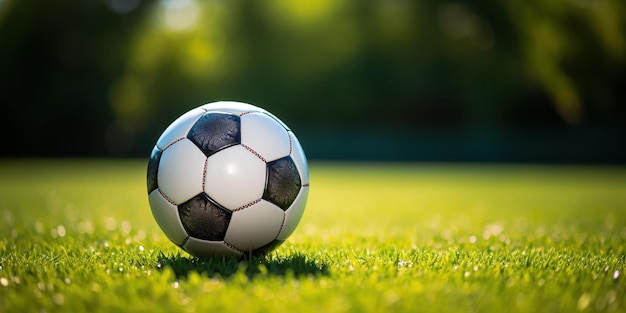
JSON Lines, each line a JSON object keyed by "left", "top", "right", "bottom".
{"left": 0, "top": 160, "right": 625, "bottom": 312}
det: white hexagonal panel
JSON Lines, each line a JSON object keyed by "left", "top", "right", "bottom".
{"left": 224, "top": 200, "right": 284, "bottom": 251}
{"left": 148, "top": 189, "right": 189, "bottom": 245}
{"left": 200, "top": 101, "right": 265, "bottom": 115}
{"left": 183, "top": 237, "right": 242, "bottom": 258}
{"left": 241, "top": 112, "right": 291, "bottom": 162}
{"left": 156, "top": 107, "right": 206, "bottom": 150}
{"left": 204, "top": 145, "right": 266, "bottom": 210}
{"left": 289, "top": 132, "right": 309, "bottom": 185}
{"left": 158, "top": 139, "right": 207, "bottom": 205}
{"left": 277, "top": 186, "right": 309, "bottom": 241}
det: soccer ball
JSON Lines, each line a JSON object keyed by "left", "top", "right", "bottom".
{"left": 146, "top": 101, "right": 309, "bottom": 258}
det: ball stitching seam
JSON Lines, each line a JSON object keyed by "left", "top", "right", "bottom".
{"left": 162, "top": 137, "right": 186, "bottom": 151}
{"left": 233, "top": 198, "right": 261, "bottom": 212}
{"left": 222, "top": 240, "right": 244, "bottom": 254}
{"left": 241, "top": 144, "right": 266, "bottom": 162}
{"left": 276, "top": 213, "right": 286, "bottom": 240}
{"left": 158, "top": 188, "right": 177, "bottom": 206}
{"left": 201, "top": 157, "right": 208, "bottom": 191}
{"left": 288, "top": 133, "right": 293, "bottom": 155}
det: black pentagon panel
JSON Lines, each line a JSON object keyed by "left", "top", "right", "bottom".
{"left": 146, "top": 147, "right": 162, "bottom": 194}
{"left": 187, "top": 112, "right": 241, "bottom": 157}
{"left": 263, "top": 156, "right": 302, "bottom": 211}
{"left": 251, "top": 239, "right": 284, "bottom": 258}
{"left": 178, "top": 193, "right": 232, "bottom": 241}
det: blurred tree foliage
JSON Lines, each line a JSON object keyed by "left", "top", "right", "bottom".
{"left": 0, "top": 0, "right": 624, "bottom": 161}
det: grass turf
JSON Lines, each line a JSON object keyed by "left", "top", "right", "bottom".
{"left": 0, "top": 160, "right": 624, "bottom": 312}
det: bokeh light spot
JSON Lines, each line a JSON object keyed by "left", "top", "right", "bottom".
{"left": 438, "top": 3, "right": 495, "bottom": 50}
{"left": 161, "top": 0, "right": 200, "bottom": 31}
{"left": 268, "top": 0, "right": 338, "bottom": 25}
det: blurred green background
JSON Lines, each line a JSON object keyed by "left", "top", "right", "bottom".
{"left": 0, "top": 0, "right": 624, "bottom": 162}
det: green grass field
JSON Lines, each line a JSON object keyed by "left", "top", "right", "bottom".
{"left": 1, "top": 160, "right": 624, "bottom": 312}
